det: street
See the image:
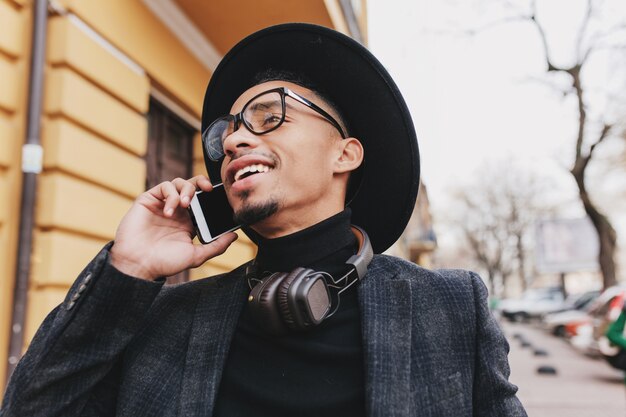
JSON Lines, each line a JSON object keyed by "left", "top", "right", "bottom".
{"left": 501, "top": 320, "right": 626, "bottom": 417}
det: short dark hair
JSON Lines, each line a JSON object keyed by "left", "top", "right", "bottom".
{"left": 252, "top": 69, "right": 350, "bottom": 136}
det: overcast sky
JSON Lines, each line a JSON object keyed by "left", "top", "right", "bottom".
{"left": 367, "top": 0, "right": 626, "bottom": 247}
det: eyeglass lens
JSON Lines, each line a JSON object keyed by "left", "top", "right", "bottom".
{"left": 243, "top": 91, "right": 284, "bottom": 133}
{"left": 203, "top": 91, "right": 285, "bottom": 161}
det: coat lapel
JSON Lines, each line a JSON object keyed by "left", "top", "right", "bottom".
{"left": 359, "top": 262, "right": 413, "bottom": 417}
{"left": 178, "top": 269, "right": 250, "bottom": 416}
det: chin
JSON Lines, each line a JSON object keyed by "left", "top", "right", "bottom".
{"left": 233, "top": 200, "right": 280, "bottom": 226}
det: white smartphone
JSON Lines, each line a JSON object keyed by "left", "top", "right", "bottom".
{"left": 188, "top": 184, "right": 240, "bottom": 244}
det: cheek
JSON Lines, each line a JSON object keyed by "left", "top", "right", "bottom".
{"left": 283, "top": 149, "right": 335, "bottom": 186}
{"left": 275, "top": 131, "right": 338, "bottom": 184}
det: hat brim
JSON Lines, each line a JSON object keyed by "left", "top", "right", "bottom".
{"left": 201, "top": 23, "right": 420, "bottom": 254}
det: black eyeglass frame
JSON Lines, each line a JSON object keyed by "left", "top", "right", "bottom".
{"left": 203, "top": 87, "right": 348, "bottom": 161}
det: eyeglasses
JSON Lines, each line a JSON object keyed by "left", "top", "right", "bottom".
{"left": 202, "top": 87, "right": 347, "bottom": 161}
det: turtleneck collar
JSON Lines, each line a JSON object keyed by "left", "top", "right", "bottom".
{"left": 243, "top": 208, "right": 357, "bottom": 274}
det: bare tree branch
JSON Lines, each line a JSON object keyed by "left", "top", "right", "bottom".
{"left": 588, "top": 123, "right": 614, "bottom": 158}
{"left": 528, "top": 11, "right": 561, "bottom": 71}
{"left": 587, "top": 20, "right": 626, "bottom": 44}
{"left": 584, "top": 41, "right": 626, "bottom": 64}
{"left": 571, "top": 69, "right": 587, "bottom": 160}
{"left": 581, "top": 19, "right": 626, "bottom": 63}
{"left": 448, "top": 162, "right": 557, "bottom": 295}
{"left": 576, "top": 0, "right": 594, "bottom": 63}
{"left": 499, "top": 0, "right": 529, "bottom": 14}
{"left": 461, "top": 15, "right": 531, "bottom": 37}
{"left": 518, "top": 75, "right": 574, "bottom": 97}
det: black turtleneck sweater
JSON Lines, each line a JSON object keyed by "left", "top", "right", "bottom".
{"left": 213, "top": 209, "right": 365, "bottom": 417}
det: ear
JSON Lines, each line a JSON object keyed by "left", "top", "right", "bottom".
{"left": 333, "top": 137, "right": 364, "bottom": 174}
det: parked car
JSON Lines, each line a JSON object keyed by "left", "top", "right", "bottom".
{"left": 498, "top": 287, "right": 565, "bottom": 322}
{"left": 570, "top": 285, "right": 626, "bottom": 357}
{"left": 540, "top": 290, "right": 601, "bottom": 336}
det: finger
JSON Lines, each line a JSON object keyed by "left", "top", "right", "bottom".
{"left": 171, "top": 178, "right": 198, "bottom": 208}
{"left": 191, "top": 232, "right": 238, "bottom": 267}
{"left": 145, "top": 179, "right": 171, "bottom": 201}
{"left": 159, "top": 181, "right": 181, "bottom": 217}
{"left": 194, "top": 175, "right": 214, "bottom": 192}
{"left": 176, "top": 175, "right": 212, "bottom": 191}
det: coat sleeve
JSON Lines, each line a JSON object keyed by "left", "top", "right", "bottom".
{"left": 469, "top": 272, "right": 527, "bottom": 417}
{"left": 0, "top": 243, "right": 165, "bottom": 417}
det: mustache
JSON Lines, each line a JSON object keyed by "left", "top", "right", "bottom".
{"left": 228, "top": 150, "right": 278, "bottom": 165}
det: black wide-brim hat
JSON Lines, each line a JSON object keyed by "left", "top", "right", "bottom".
{"left": 201, "top": 23, "right": 420, "bottom": 254}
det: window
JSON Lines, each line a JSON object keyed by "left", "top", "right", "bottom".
{"left": 146, "top": 98, "right": 195, "bottom": 283}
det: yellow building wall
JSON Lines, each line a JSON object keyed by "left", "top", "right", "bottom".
{"left": 0, "top": 0, "right": 31, "bottom": 386}
{"left": 56, "top": 0, "right": 210, "bottom": 116}
{"left": 18, "top": 3, "right": 256, "bottom": 357}
{"left": 18, "top": 11, "right": 152, "bottom": 347}
{"left": 0, "top": 0, "right": 347, "bottom": 391}
{"left": 0, "top": 0, "right": 366, "bottom": 396}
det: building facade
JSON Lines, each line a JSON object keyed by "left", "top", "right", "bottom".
{"left": 0, "top": 0, "right": 367, "bottom": 388}
{"left": 385, "top": 182, "right": 437, "bottom": 268}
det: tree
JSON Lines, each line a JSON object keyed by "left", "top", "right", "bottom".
{"left": 466, "top": 0, "right": 626, "bottom": 289}
{"left": 446, "top": 162, "right": 558, "bottom": 297}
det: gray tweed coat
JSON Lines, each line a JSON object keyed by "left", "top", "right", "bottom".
{"left": 1, "top": 243, "right": 526, "bottom": 416}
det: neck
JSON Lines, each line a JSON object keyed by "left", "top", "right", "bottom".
{"left": 248, "top": 205, "right": 346, "bottom": 239}
{"left": 244, "top": 208, "right": 356, "bottom": 274}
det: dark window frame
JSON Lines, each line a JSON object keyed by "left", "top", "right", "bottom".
{"left": 146, "top": 97, "right": 196, "bottom": 283}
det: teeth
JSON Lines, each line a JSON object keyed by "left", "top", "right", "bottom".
{"left": 234, "top": 164, "right": 272, "bottom": 182}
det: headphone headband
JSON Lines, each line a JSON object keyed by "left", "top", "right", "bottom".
{"left": 347, "top": 225, "right": 373, "bottom": 281}
{"left": 247, "top": 225, "right": 373, "bottom": 335}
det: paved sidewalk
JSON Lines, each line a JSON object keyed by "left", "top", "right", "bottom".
{"left": 501, "top": 320, "right": 626, "bottom": 417}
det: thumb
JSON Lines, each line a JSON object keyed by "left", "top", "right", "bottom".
{"left": 191, "top": 232, "right": 239, "bottom": 267}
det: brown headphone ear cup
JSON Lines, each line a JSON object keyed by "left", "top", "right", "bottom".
{"left": 246, "top": 225, "right": 372, "bottom": 335}
{"left": 255, "top": 273, "right": 282, "bottom": 306}
{"left": 248, "top": 272, "right": 289, "bottom": 335}
{"left": 277, "top": 267, "right": 313, "bottom": 330}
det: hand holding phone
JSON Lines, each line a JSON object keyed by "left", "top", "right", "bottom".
{"left": 188, "top": 184, "right": 241, "bottom": 244}
{"left": 110, "top": 176, "right": 238, "bottom": 280}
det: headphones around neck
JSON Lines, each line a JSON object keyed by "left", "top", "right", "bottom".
{"left": 247, "top": 225, "right": 373, "bottom": 335}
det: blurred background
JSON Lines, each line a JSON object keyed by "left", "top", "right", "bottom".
{"left": 0, "top": 0, "right": 624, "bottom": 414}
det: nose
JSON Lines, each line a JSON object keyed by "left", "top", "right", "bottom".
{"left": 222, "top": 127, "right": 263, "bottom": 158}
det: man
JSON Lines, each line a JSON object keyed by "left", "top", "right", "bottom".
{"left": 1, "top": 24, "right": 527, "bottom": 416}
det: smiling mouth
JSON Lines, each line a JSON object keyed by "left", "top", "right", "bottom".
{"left": 234, "top": 163, "right": 273, "bottom": 182}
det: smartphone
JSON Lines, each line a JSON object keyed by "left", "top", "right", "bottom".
{"left": 188, "top": 183, "right": 240, "bottom": 244}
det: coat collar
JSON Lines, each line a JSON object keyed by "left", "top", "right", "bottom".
{"left": 359, "top": 258, "right": 413, "bottom": 417}
{"left": 178, "top": 266, "right": 250, "bottom": 416}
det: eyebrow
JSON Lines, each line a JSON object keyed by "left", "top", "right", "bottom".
{"left": 247, "top": 99, "right": 282, "bottom": 112}
{"left": 245, "top": 100, "right": 309, "bottom": 119}
{"left": 244, "top": 95, "right": 330, "bottom": 122}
